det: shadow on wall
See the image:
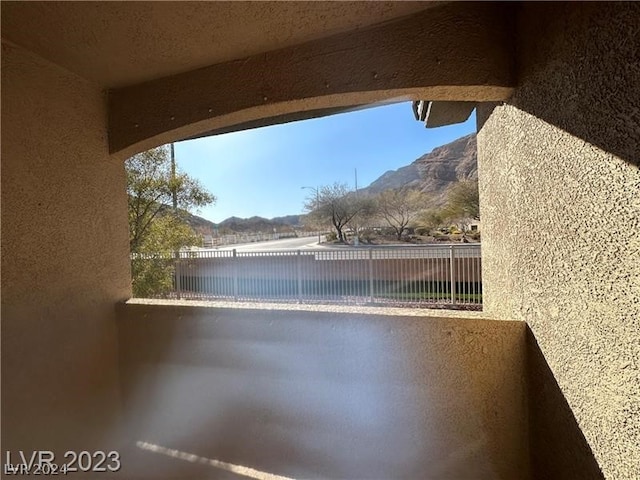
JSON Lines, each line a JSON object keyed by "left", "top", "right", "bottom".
{"left": 526, "top": 327, "right": 604, "bottom": 479}
{"left": 117, "top": 304, "right": 528, "bottom": 479}
{"left": 512, "top": 2, "right": 640, "bottom": 168}
{"left": 117, "top": 306, "right": 406, "bottom": 479}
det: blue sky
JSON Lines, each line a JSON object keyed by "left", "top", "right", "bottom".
{"left": 175, "top": 102, "right": 475, "bottom": 223}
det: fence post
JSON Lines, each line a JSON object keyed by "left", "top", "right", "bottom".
{"left": 449, "top": 245, "right": 456, "bottom": 304}
{"left": 233, "top": 248, "right": 238, "bottom": 301}
{"left": 174, "top": 252, "right": 182, "bottom": 300}
{"left": 368, "top": 248, "right": 374, "bottom": 303}
{"left": 297, "top": 250, "right": 302, "bottom": 302}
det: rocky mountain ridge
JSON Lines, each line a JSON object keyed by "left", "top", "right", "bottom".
{"left": 359, "top": 133, "right": 477, "bottom": 205}
{"left": 202, "top": 133, "right": 477, "bottom": 232}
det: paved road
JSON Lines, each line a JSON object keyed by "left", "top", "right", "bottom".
{"left": 214, "top": 235, "right": 321, "bottom": 251}
{"left": 197, "top": 236, "right": 480, "bottom": 258}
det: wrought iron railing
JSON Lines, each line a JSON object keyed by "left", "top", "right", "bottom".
{"left": 132, "top": 244, "right": 482, "bottom": 309}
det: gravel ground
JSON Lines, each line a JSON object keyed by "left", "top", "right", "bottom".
{"left": 127, "top": 297, "right": 490, "bottom": 319}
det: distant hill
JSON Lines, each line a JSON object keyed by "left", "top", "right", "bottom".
{"left": 179, "top": 134, "right": 477, "bottom": 234}
{"left": 360, "top": 133, "right": 477, "bottom": 205}
{"left": 217, "top": 215, "right": 299, "bottom": 233}
{"left": 156, "top": 208, "right": 301, "bottom": 237}
{"left": 271, "top": 214, "right": 302, "bottom": 226}
{"left": 155, "top": 204, "right": 218, "bottom": 236}
{"left": 182, "top": 211, "right": 218, "bottom": 236}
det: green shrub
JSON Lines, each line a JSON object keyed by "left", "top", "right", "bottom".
{"left": 325, "top": 232, "right": 337, "bottom": 242}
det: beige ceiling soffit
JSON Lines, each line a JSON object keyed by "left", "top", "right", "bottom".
{"left": 108, "top": 2, "right": 515, "bottom": 155}
{"left": 1, "top": 1, "right": 437, "bottom": 87}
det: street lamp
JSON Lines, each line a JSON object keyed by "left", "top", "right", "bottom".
{"left": 301, "top": 186, "right": 321, "bottom": 244}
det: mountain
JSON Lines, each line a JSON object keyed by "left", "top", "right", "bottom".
{"left": 182, "top": 211, "right": 218, "bottom": 236}
{"left": 184, "top": 134, "right": 477, "bottom": 234}
{"left": 154, "top": 204, "right": 218, "bottom": 236}
{"left": 361, "top": 133, "right": 477, "bottom": 205}
{"left": 217, "top": 215, "right": 298, "bottom": 233}
{"left": 271, "top": 215, "right": 302, "bottom": 226}
{"left": 364, "top": 163, "right": 421, "bottom": 193}
{"left": 155, "top": 206, "right": 300, "bottom": 236}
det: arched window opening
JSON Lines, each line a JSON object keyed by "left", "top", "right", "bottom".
{"left": 127, "top": 102, "right": 482, "bottom": 310}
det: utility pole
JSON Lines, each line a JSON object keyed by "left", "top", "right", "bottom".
{"left": 171, "top": 143, "right": 181, "bottom": 298}
{"left": 171, "top": 143, "right": 178, "bottom": 211}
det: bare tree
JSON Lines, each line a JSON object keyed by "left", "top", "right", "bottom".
{"left": 444, "top": 180, "right": 480, "bottom": 222}
{"left": 416, "top": 209, "right": 446, "bottom": 233}
{"left": 305, "top": 182, "right": 370, "bottom": 242}
{"left": 346, "top": 195, "right": 377, "bottom": 240}
{"left": 376, "top": 189, "right": 429, "bottom": 240}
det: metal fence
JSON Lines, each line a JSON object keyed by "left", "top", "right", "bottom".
{"left": 204, "top": 231, "right": 302, "bottom": 248}
{"left": 132, "top": 244, "right": 482, "bottom": 309}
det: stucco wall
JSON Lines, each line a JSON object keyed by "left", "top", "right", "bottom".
{"left": 477, "top": 3, "right": 640, "bottom": 479}
{"left": 117, "top": 302, "right": 528, "bottom": 479}
{"left": 1, "top": 41, "right": 131, "bottom": 455}
{"left": 108, "top": 2, "right": 514, "bottom": 156}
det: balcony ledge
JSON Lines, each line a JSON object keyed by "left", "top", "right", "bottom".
{"left": 124, "top": 298, "right": 495, "bottom": 320}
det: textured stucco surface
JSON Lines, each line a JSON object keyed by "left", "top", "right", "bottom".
{"left": 3, "top": 2, "right": 638, "bottom": 477}
{"left": 126, "top": 298, "right": 491, "bottom": 319}
{"left": 117, "top": 303, "right": 528, "bottom": 479}
{"left": 477, "top": 3, "right": 640, "bottom": 478}
{"left": 108, "top": 2, "right": 514, "bottom": 155}
{"left": 1, "top": 1, "right": 435, "bottom": 88}
{"left": 526, "top": 328, "right": 604, "bottom": 479}
{"left": 1, "top": 41, "right": 131, "bottom": 454}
